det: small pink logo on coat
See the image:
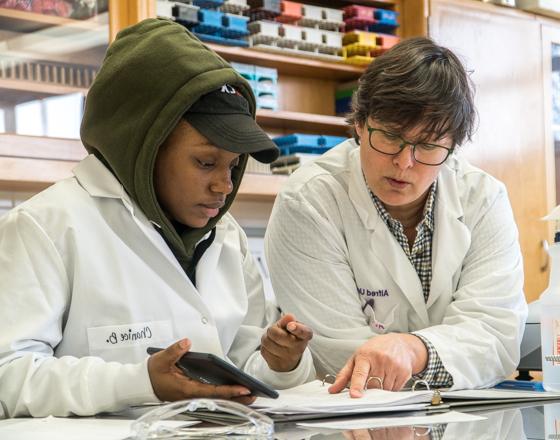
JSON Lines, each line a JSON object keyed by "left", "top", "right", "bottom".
{"left": 358, "top": 288, "right": 390, "bottom": 332}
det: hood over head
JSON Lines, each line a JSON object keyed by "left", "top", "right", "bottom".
{"left": 80, "top": 18, "right": 277, "bottom": 281}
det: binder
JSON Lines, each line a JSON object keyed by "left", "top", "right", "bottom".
{"left": 177, "top": 377, "right": 560, "bottom": 424}
{"left": 250, "top": 377, "right": 560, "bottom": 421}
{"left": 319, "top": 374, "right": 443, "bottom": 405}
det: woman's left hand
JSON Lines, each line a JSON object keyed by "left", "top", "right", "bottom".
{"left": 328, "top": 333, "right": 428, "bottom": 397}
{"left": 261, "top": 313, "right": 313, "bottom": 372}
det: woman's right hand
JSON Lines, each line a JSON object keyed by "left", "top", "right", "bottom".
{"left": 147, "top": 338, "right": 256, "bottom": 405}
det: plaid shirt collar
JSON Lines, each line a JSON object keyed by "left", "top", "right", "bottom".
{"left": 369, "top": 181, "right": 437, "bottom": 233}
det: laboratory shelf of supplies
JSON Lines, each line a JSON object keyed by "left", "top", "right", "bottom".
{"left": 205, "top": 42, "right": 365, "bottom": 80}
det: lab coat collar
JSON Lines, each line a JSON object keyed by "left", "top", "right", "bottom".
{"left": 72, "top": 154, "right": 186, "bottom": 275}
{"left": 73, "top": 154, "right": 133, "bottom": 207}
{"left": 348, "top": 146, "right": 379, "bottom": 231}
{"left": 427, "top": 156, "right": 471, "bottom": 309}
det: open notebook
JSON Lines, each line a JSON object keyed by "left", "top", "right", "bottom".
{"left": 251, "top": 380, "right": 560, "bottom": 418}
{"left": 253, "top": 380, "right": 433, "bottom": 415}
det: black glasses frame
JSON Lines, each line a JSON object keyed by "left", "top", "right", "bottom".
{"left": 366, "top": 123, "right": 454, "bottom": 166}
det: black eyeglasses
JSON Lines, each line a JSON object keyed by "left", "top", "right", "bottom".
{"left": 366, "top": 123, "right": 454, "bottom": 166}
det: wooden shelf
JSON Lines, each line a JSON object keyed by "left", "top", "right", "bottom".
{"left": 301, "top": 0, "right": 397, "bottom": 7}
{"left": 0, "top": 134, "right": 85, "bottom": 191}
{"left": 0, "top": 134, "right": 289, "bottom": 198}
{"left": 238, "top": 173, "right": 288, "bottom": 201}
{"left": 0, "top": 7, "right": 105, "bottom": 33}
{"left": 0, "top": 155, "right": 288, "bottom": 197}
{"left": 0, "top": 79, "right": 87, "bottom": 104}
{"left": 206, "top": 43, "right": 364, "bottom": 80}
{"left": 0, "top": 134, "right": 86, "bottom": 161}
{"left": 256, "top": 109, "right": 349, "bottom": 136}
{"left": 0, "top": 156, "right": 75, "bottom": 192}
{"left": 0, "top": 160, "right": 290, "bottom": 200}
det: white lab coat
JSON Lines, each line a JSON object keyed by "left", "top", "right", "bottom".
{"left": 265, "top": 139, "right": 527, "bottom": 390}
{"left": 0, "top": 154, "right": 314, "bottom": 417}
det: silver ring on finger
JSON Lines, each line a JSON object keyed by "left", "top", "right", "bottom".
{"left": 366, "top": 375, "right": 383, "bottom": 390}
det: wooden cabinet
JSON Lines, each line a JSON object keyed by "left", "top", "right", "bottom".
{"left": 542, "top": 24, "right": 560, "bottom": 210}
{"left": 425, "top": 0, "right": 554, "bottom": 302}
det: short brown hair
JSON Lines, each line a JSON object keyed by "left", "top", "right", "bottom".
{"left": 347, "top": 37, "right": 476, "bottom": 147}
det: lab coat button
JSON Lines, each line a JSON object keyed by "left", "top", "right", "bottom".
{"left": 201, "top": 316, "right": 208, "bottom": 324}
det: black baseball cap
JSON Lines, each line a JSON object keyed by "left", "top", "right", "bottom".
{"left": 184, "top": 85, "right": 279, "bottom": 164}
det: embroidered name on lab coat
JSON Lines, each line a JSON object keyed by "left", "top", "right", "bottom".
{"left": 357, "top": 287, "right": 389, "bottom": 297}
{"left": 87, "top": 320, "right": 172, "bottom": 350}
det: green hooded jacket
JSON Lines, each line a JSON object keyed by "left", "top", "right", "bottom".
{"left": 80, "top": 18, "right": 254, "bottom": 282}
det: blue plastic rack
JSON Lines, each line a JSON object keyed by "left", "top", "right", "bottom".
{"left": 190, "top": 8, "right": 250, "bottom": 47}
{"left": 273, "top": 133, "right": 347, "bottom": 155}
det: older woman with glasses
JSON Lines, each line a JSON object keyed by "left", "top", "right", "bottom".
{"left": 265, "top": 37, "right": 527, "bottom": 395}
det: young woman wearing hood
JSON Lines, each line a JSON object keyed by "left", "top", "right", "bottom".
{"left": 0, "top": 18, "right": 315, "bottom": 417}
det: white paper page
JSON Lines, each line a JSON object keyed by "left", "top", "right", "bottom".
{"left": 442, "top": 388, "right": 560, "bottom": 400}
{"left": 0, "top": 416, "right": 198, "bottom": 440}
{"left": 253, "top": 380, "right": 433, "bottom": 414}
{"left": 296, "top": 410, "right": 485, "bottom": 430}
{"left": 290, "top": 403, "right": 431, "bottom": 415}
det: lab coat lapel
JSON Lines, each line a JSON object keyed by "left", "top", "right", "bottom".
{"left": 74, "top": 156, "right": 187, "bottom": 277}
{"left": 427, "top": 161, "right": 471, "bottom": 309}
{"left": 348, "top": 150, "right": 430, "bottom": 327}
{"left": 73, "top": 155, "right": 211, "bottom": 315}
{"left": 373, "top": 220, "right": 430, "bottom": 327}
